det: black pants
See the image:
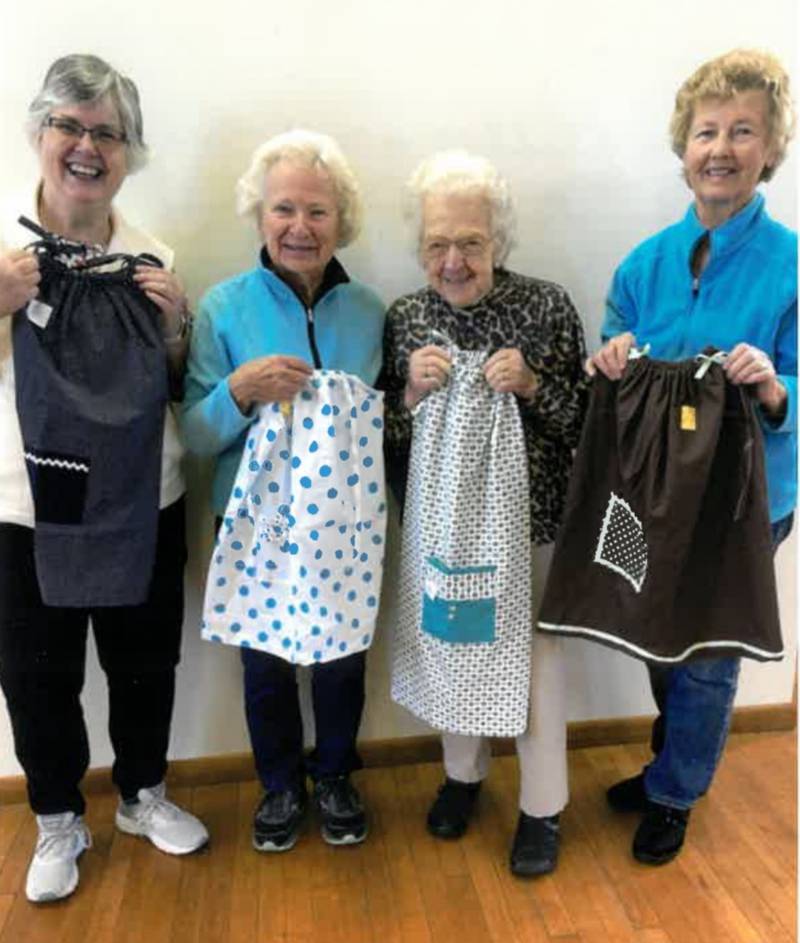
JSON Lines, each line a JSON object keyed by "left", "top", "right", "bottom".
{"left": 241, "top": 647, "right": 366, "bottom": 793}
{"left": 0, "top": 499, "right": 186, "bottom": 815}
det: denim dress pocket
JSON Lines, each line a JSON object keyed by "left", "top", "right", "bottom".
{"left": 421, "top": 555, "right": 497, "bottom": 644}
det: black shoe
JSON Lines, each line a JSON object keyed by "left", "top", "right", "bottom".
{"left": 426, "top": 778, "right": 481, "bottom": 839}
{"left": 606, "top": 773, "right": 650, "bottom": 813}
{"left": 632, "top": 803, "right": 690, "bottom": 865}
{"left": 253, "top": 785, "right": 308, "bottom": 852}
{"left": 509, "top": 812, "right": 560, "bottom": 877}
{"left": 313, "top": 777, "right": 367, "bottom": 846}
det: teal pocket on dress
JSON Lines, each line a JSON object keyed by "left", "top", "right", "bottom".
{"left": 421, "top": 556, "right": 497, "bottom": 644}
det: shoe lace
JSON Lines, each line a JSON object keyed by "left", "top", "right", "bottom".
{"left": 318, "top": 778, "right": 360, "bottom": 815}
{"left": 135, "top": 794, "right": 185, "bottom": 828}
{"left": 36, "top": 819, "right": 90, "bottom": 861}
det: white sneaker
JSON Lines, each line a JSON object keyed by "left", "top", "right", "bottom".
{"left": 115, "top": 782, "right": 208, "bottom": 855}
{"left": 25, "top": 812, "right": 91, "bottom": 903}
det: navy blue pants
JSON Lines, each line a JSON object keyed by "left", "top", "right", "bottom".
{"left": 0, "top": 499, "right": 186, "bottom": 815}
{"left": 644, "top": 512, "right": 793, "bottom": 808}
{"left": 241, "top": 647, "right": 366, "bottom": 792}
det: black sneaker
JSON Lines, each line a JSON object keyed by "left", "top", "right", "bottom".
{"left": 253, "top": 786, "right": 308, "bottom": 852}
{"left": 606, "top": 773, "right": 650, "bottom": 813}
{"left": 632, "top": 803, "right": 690, "bottom": 865}
{"left": 426, "top": 778, "right": 481, "bottom": 839}
{"left": 313, "top": 777, "right": 367, "bottom": 846}
{"left": 509, "top": 812, "right": 560, "bottom": 877}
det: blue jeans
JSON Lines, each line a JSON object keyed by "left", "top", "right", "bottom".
{"left": 644, "top": 512, "right": 793, "bottom": 810}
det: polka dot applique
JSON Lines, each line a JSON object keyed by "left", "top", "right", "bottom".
{"left": 201, "top": 370, "right": 387, "bottom": 667}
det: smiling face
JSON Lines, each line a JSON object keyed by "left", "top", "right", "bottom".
{"left": 683, "top": 90, "right": 776, "bottom": 228}
{"left": 37, "top": 97, "right": 129, "bottom": 220}
{"left": 420, "top": 191, "right": 494, "bottom": 308}
{"left": 260, "top": 160, "right": 340, "bottom": 298}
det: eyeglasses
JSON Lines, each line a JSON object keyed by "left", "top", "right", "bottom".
{"left": 43, "top": 115, "right": 127, "bottom": 148}
{"left": 422, "top": 236, "right": 491, "bottom": 261}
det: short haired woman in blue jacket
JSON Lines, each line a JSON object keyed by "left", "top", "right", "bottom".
{"left": 587, "top": 49, "right": 796, "bottom": 866}
{"left": 182, "top": 130, "right": 384, "bottom": 854}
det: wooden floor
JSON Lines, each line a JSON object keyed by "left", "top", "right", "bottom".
{"left": 0, "top": 731, "right": 794, "bottom": 943}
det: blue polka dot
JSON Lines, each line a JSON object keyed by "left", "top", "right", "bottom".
{"left": 320, "top": 465, "right": 332, "bottom": 477}
{"left": 216, "top": 577, "right": 227, "bottom": 587}
{"left": 310, "top": 587, "right": 319, "bottom": 598}
{"left": 233, "top": 487, "right": 243, "bottom": 499}
{"left": 344, "top": 566, "right": 354, "bottom": 576}
{"left": 368, "top": 482, "right": 379, "bottom": 494}
{"left": 362, "top": 634, "right": 371, "bottom": 645}
{"left": 214, "top": 604, "right": 225, "bottom": 613}
{"left": 339, "top": 525, "right": 348, "bottom": 534}
{"left": 347, "top": 474, "right": 359, "bottom": 486}
{"left": 309, "top": 441, "right": 319, "bottom": 453}
{"left": 320, "top": 569, "right": 331, "bottom": 579}
{"left": 279, "top": 449, "right": 290, "bottom": 460}
{"left": 359, "top": 436, "right": 368, "bottom": 447}
{"left": 239, "top": 586, "right": 249, "bottom": 597}
{"left": 321, "top": 404, "right": 332, "bottom": 415}
{"left": 288, "top": 604, "right": 296, "bottom": 615}
{"left": 326, "top": 637, "right": 334, "bottom": 646}
{"left": 230, "top": 622, "right": 241, "bottom": 633}
{"left": 308, "top": 503, "right": 319, "bottom": 515}
{"left": 232, "top": 540, "right": 243, "bottom": 551}
{"left": 352, "top": 619, "right": 360, "bottom": 628}
{"left": 271, "top": 402, "right": 281, "bottom": 412}
{"left": 372, "top": 534, "right": 383, "bottom": 545}
{"left": 363, "top": 572, "right": 373, "bottom": 583}
{"left": 360, "top": 552, "right": 369, "bottom": 563}
{"left": 367, "top": 596, "right": 377, "bottom": 607}
{"left": 332, "top": 581, "right": 342, "bottom": 592}
{"left": 320, "top": 606, "right": 329, "bottom": 617}
{"left": 311, "top": 625, "right": 321, "bottom": 636}
{"left": 289, "top": 543, "right": 299, "bottom": 555}
{"left": 272, "top": 619, "right": 282, "bottom": 630}
{"left": 247, "top": 437, "right": 255, "bottom": 450}
{"left": 360, "top": 400, "right": 371, "bottom": 412}
{"left": 240, "top": 640, "right": 251, "bottom": 648}
{"left": 313, "top": 650, "right": 323, "bottom": 661}
{"left": 252, "top": 494, "right": 262, "bottom": 506}
{"left": 300, "top": 602, "right": 310, "bottom": 613}
{"left": 339, "top": 642, "right": 348, "bottom": 652}
{"left": 258, "top": 631, "right": 268, "bottom": 642}
{"left": 347, "top": 590, "right": 357, "bottom": 601}
{"left": 312, "top": 378, "right": 321, "bottom": 388}
{"left": 282, "top": 638, "right": 291, "bottom": 649}
{"left": 335, "top": 612, "right": 344, "bottom": 623}
{"left": 268, "top": 482, "right": 280, "bottom": 493}
{"left": 235, "top": 560, "right": 246, "bottom": 571}
{"left": 291, "top": 457, "right": 301, "bottom": 469}
{"left": 363, "top": 456, "right": 374, "bottom": 468}
{"left": 339, "top": 450, "right": 350, "bottom": 461}
{"left": 327, "top": 488, "right": 338, "bottom": 499}
{"left": 333, "top": 405, "right": 341, "bottom": 416}
{"left": 350, "top": 407, "right": 357, "bottom": 418}
{"left": 302, "top": 417, "right": 314, "bottom": 429}
{"left": 300, "top": 476, "right": 312, "bottom": 488}
{"left": 267, "top": 430, "right": 277, "bottom": 442}
{"left": 249, "top": 461, "right": 259, "bottom": 472}
{"left": 246, "top": 566, "right": 256, "bottom": 577}
{"left": 248, "top": 608, "right": 258, "bottom": 618}
{"left": 327, "top": 425, "right": 336, "bottom": 437}
{"left": 266, "top": 598, "right": 277, "bottom": 608}
{"left": 372, "top": 418, "right": 383, "bottom": 429}
{"left": 265, "top": 560, "right": 277, "bottom": 570}
{"left": 301, "top": 390, "right": 312, "bottom": 400}
{"left": 310, "top": 530, "right": 319, "bottom": 541}
{"left": 314, "top": 550, "right": 323, "bottom": 560}
{"left": 335, "top": 549, "right": 344, "bottom": 560}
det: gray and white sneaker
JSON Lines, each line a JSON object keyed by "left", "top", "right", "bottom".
{"left": 115, "top": 783, "right": 208, "bottom": 855}
{"left": 26, "top": 811, "right": 91, "bottom": 903}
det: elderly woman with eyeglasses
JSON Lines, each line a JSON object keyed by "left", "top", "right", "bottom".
{"left": 585, "top": 49, "right": 797, "bottom": 866}
{"left": 182, "top": 130, "right": 384, "bottom": 855}
{"left": 0, "top": 54, "right": 208, "bottom": 904}
{"left": 381, "top": 151, "right": 587, "bottom": 877}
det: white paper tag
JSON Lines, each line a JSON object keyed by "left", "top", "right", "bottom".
{"left": 26, "top": 299, "right": 53, "bottom": 329}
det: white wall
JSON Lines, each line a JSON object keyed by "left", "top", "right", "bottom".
{"left": 0, "top": 0, "right": 796, "bottom": 776}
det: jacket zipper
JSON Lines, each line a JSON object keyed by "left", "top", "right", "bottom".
{"left": 306, "top": 307, "right": 322, "bottom": 369}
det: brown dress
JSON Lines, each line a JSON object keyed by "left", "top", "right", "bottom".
{"left": 537, "top": 355, "right": 782, "bottom": 663}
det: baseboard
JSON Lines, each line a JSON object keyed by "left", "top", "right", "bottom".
{"left": 0, "top": 701, "right": 794, "bottom": 806}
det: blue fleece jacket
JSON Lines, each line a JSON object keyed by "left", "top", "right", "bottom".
{"left": 602, "top": 192, "right": 797, "bottom": 522}
{"left": 182, "top": 258, "right": 385, "bottom": 514}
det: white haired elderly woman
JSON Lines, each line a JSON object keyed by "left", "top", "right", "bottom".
{"left": 182, "top": 130, "right": 384, "bottom": 853}
{"left": 0, "top": 54, "right": 207, "bottom": 904}
{"left": 587, "top": 49, "right": 796, "bottom": 866}
{"left": 381, "top": 151, "right": 587, "bottom": 876}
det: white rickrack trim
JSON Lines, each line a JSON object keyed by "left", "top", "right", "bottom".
{"left": 536, "top": 620, "right": 784, "bottom": 664}
{"left": 24, "top": 452, "right": 89, "bottom": 474}
{"left": 593, "top": 492, "right": 648, "bottom": 593}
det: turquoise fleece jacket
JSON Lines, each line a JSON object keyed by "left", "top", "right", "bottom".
{"left": 182, "top": 258, "right": 385, "bottom": 514}
{"left": 603, "top": 192, "right": 797, "bottom": 522}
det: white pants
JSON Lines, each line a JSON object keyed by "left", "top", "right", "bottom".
{"left": 441, "top": 543, "right": 568, "bottom": 817}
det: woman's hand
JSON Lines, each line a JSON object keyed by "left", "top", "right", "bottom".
{"left": 585, "top": 332, "right": 636, "bottom": 380}
{"left": 229, "top": 355, "right": 314, "bottom": 414}
{"left": 404, "top": 345, "right": 452, "bottom": 409}
{"left": 725, "top": 343, "right": 787, "bottom": 416}
{"left": 134, "top": 265, "right": 189, "bottom": 338}
{"left": 483, "top": 348, "right": 538, "bottom": 399}
{"left": 0, "top": 250, "right": 40, "bottom": 318}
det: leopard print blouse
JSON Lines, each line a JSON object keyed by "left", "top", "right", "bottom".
{"left": 380, "top": 268, "right": 589, "bottom": 545}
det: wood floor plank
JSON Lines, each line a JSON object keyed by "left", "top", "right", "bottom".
{"left": 0, "top": 731, "right": 792, "bottom": 943}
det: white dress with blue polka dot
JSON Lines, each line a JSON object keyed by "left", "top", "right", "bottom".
{"left": 201, "top": 370, "right": 386, "bottom": 664}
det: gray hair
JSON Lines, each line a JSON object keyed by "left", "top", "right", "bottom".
{"left": 235, "top": 129, "right": 363, "bottom": 247}
{"left": 26, "top": 54, "right": 148, "bottom": 173}
{"left": 407, "top": 150, "right": 516, "bottom": 266}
